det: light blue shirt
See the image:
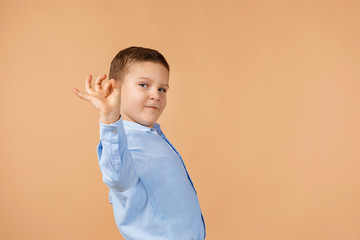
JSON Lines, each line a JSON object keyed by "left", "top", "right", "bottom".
{"left": 97, "top": 118, "right": 206, "bottom": 240}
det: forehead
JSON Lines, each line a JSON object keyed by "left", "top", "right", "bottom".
{"left": 125, "top": 61, "right": 169, "bottom": 84}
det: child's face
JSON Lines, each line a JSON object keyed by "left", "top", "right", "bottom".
{"left": 120, "top": 61, "right": 169, "bottom": 128}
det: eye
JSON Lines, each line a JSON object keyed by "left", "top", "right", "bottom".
{"left": 139, "top": 83, "right": 148, "bottom": 88}
{"left": 158, "top": 88, "right": 167, "bottom": 93}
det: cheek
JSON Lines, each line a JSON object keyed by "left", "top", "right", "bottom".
{"left": 161, "top": 97, "right": 167, "bottom": 109}
{"left": 122, "top": 90, "right": 144, "bottom": 105}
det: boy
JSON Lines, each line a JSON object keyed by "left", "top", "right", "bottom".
{"left": 73, "top": 47, "right": 206, "bottom": 240}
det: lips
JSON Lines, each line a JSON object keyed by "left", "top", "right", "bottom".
{"left": 145, "top": 106, "right": 159, "bottom": 109}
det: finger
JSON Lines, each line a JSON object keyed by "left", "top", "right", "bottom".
{"left": 103, "top": 81, "right": 112, "bottom": 97}
{"left": 73, "top": 88, "right": 90, "bottom": 101}
{"left": 110, "top": 79, "right": 122, "bottom": 97}
{"left": 85, "top": 74, "right": 93, "bottom": 94}
{"left": 95, "top": 74, "right": 107, "bottom": 91}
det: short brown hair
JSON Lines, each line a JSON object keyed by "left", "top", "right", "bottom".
{"left": 109, "top": 46, "right": 170, "bottom": 81}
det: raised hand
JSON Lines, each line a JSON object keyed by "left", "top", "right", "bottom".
{"left": 73, "top": 74, "right": 121, "bottom": 124}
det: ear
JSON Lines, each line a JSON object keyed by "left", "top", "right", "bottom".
{"left": 109, "top": 78, "right": 121, "bottom": 90}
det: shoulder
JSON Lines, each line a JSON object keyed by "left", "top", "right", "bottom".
{"left": 125, "top": 129, "right": 158, "bottom": 148}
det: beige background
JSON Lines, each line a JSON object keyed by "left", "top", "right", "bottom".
{"left": 1, "top": 0, "right": 360, "bottom": 239}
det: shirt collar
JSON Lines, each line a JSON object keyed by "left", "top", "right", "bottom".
{"left": 122, "top": 120, "right": 162, "bottom": 133}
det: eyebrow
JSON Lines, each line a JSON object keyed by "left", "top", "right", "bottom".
{"left": 137, "top": 77, "right": 170, "bottom": 88}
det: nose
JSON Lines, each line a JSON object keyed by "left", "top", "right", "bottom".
{"left": 149, "top": 89, "right": 160, "bottom": 101}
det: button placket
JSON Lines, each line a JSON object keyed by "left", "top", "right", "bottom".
{"left": 156, "top": 129, "right": 162, "bottom": 136}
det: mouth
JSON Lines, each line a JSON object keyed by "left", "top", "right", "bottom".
{"left": 145, "top": 106, "right": 159, "bottom": 110}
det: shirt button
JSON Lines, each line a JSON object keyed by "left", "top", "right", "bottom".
{"left": 112, "top": 129, "right": 118, "bottom": 134}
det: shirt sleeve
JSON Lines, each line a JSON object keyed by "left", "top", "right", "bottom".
{"left": 97, "top": 117, "right": 139, "bottom": 192}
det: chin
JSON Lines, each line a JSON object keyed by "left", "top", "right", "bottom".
{"left": 138, "top": 118, "right": 157, "bottom": 127}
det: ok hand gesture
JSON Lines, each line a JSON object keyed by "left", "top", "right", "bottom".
{"left": 73, "top": 74, "right": 121, "bottom": 124}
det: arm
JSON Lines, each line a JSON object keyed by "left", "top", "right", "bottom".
{"left": 97, "top": 118, "right": 139, "bottom": 192}
{"left": 73, "top": 74, "right": 138, "bottom": 191}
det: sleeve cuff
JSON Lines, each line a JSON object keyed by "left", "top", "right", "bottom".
{"left": 99, "top": 115, "right": 122, "bottom": 126}
{"left": 99, "top": 116, "right": 126, "bottom": 142}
